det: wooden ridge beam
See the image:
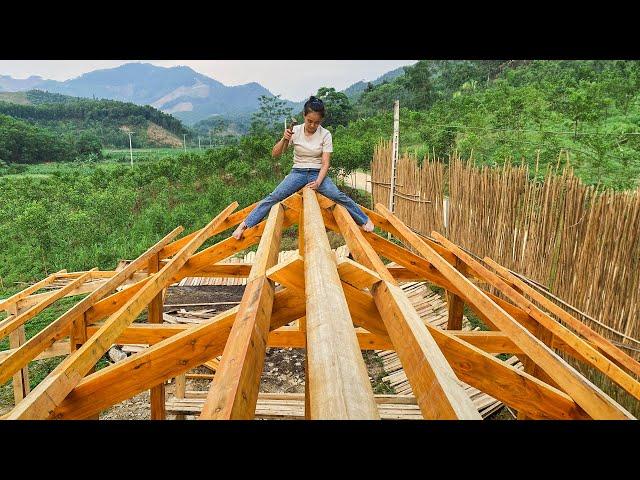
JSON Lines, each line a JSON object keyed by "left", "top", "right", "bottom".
{"left": 50, "top": 288, "right": 305, "bottom": 419}
{"left": 0, "top": 340, "right": 70, "bottom": 362}
{"left": 187, "top": 263, "right": 252, "bottom": 278}
{"left": 303, "top": 189, "right": 379, "bottom": 419}
{"left": 200, "top": 203, "right": 285, "bottom": 419}
{"left": 15, "top": 276, "right": 146, "bottom": 311}
{"left": 387, "top": 266, "right": 429, "bottom": 282}
{"left": 266, "top": 255, "right": 304, "bottom": 291}
{"left": 332, "top": 204, "right": 480, "bottom": 420}
{"left": 6, "top": 204, "right": 236, "bottom": 419}
{"left": 336, "top": 257, "right": 382, "bottom": 289}
{"left": 85, "top": 277, "right": 150, "bottom": 325}
{"left": 84, "top": 323, "right": 394, "bottom": 351}
{"left": 375, "top": 203, "right": 632, "bottom": 420}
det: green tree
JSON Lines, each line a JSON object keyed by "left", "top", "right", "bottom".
{"left": 250, "top": 95, "right": 292, "bottom": 135}
{"left": 315, "top": 87, "right": 353, "bottom": 127}
{"left": 402, "top": 60, "right": 436, "bottom": 110}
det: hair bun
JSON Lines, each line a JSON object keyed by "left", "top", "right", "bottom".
{"left": 309, "top": 95, "right": 318, "bottom": 101}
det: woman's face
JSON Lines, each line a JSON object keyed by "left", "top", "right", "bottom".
{"left": 303, "top": 111, "right": 323, "bottom": 134}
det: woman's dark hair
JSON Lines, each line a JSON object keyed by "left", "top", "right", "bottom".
{"left": 303, "top": 96, "right": 325, "bottom": 117}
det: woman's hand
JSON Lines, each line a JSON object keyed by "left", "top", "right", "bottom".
{"left": 283, "top": 128, "right": 293, "bottom": 142}
{"left": 305, "top": 180, "right": 320, "bottom": 190}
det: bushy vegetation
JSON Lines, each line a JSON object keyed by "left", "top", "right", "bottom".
{"left": 338, "top": 60, "right": 640, "bottom": 189}
{"left": 0, "top": 114, "right": 101, "bottom": 164}
{"left": 0, "top": 143, "right": 296, "bottom": 295}
{"left": 0, "top": 90, "right": 189, "bottom": 160}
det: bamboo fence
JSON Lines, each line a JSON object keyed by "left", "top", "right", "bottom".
{"left": 371, "top": 140, "right": 640, "bottom": 353}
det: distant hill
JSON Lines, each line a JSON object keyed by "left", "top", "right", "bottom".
{"left": 342, "top": 66, "right": 408, "bottom": 101}
{"left": 0, "top": 63, "right": 301, "bottom": 126}
{"left": 0, "top": 90, "right": 188, "bottom": 149}
{"left": 0, "top": 75, "right": 46, "bottom": 92}
{"left": 0, "top": 63, "right": 418, "bottom": 127}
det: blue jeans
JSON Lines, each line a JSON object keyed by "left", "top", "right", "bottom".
{"left": 244, "top": 168, "right": 370, "bottom": 228}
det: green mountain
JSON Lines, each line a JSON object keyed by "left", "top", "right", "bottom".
{"left": 0, "top": 63, "right": 300, "bottom": 126}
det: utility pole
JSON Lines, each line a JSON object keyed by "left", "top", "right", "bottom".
{"left": 183, "top": 134, "right": 187, "bottom": 152}
{"left": 388, "top": 100, "right": 400, "bottom": 239}
{"left": 198, "top": 137, "right": 201, "bottom": 150}
{"left": 127, "top": 131, "right": 134, "bottom": 167}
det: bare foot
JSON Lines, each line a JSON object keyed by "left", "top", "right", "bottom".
{"left": 232, "top": 221, "right": 247, "bottom": 240}
{"left": 361, "top": 219, "right": 374, "bottom": 232}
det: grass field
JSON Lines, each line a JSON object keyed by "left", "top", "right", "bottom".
{"left": 102, "top": 147, "right": 206, "bottom": 161}
{"left": 0, "top": 148, "right": 214, "bottom": 179}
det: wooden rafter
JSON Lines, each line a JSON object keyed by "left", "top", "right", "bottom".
{"left": 6, "top": 204, "right": 236, "bottom": 419}
{"left": 484, "top": 256, "right": 640, "bottom": 379}
{"left": 0, "top": 227, "right": 183, "bottom": 388}
{"left": 430, "top": 232, "right": 640, "bottom": 402}
{"left": 200, "top": 203, "right": 285, "bottom": 419}
{"left": 0, "top": 270, "right": 66, "bottom": 312}
{"left": 50, "top": 288, "right": 305, "bottom": 419}
{"left": 0, "top": 269, "right": 95, "bottom": 341}
{"left": 3, "top": 190, "right": 634, "bottom": 421}
{"left": 376, "top": 203, "right": 633, "bottom": 420}
{"left": 343, "top": 285, "right": 590, "bottom": 419}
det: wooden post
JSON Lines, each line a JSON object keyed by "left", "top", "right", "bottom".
{"left": 388, "top": 100, "right": 399, "bottom": 240}
{"left": 174, "top": 374, "right": 187, "bottom": 420}
{"left": 70, "top": 312, "right": 98, "bottom": 419}
{"left": 148, "top": 253, "right": 166, "bottom": 420}
{"left": 389, "top": 100, "right": 400, "bottom": 213}
{"left": 446, "top": 291, "right": 465, "bottom": 331}
{"left": 446, "top": 257, "right": 465, "bottom": 330}
{"left": 8, "top": 305, "right": 30, "bottom": 404}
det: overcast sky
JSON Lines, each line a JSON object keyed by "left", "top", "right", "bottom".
{"left": 0, "top": 60, "right": 418, "bottom": 101}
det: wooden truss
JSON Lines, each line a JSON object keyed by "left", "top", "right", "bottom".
{"left": 1, "top": 190, "right": 638, "bottom": 420}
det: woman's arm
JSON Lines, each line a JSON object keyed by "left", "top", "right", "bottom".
{"left": 272, "top": 127, "right": 293, "bottom": 157}
{"left": 306, "top": 152, "right": 331, "bottom": 189}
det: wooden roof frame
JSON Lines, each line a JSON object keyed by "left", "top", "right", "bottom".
{"left": 0, "top": 189, "right": 638, "bottom": 420}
